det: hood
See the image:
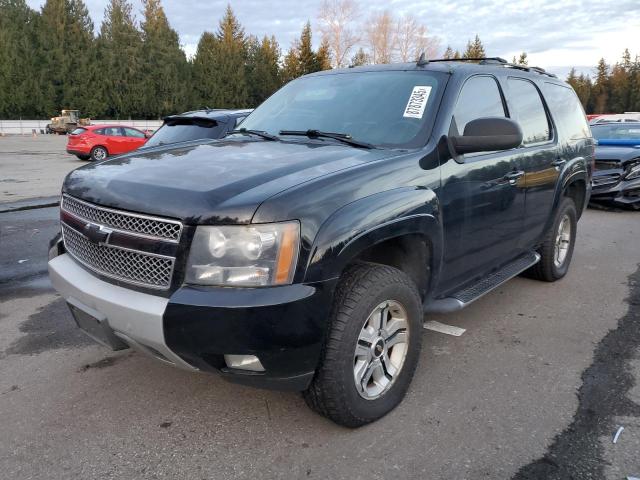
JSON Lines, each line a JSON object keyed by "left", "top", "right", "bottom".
{"left": 63, "top": 138, "right": 392, "bottom": 224}
{"left": 595, "top": 144, "right": 640, "bottom": 164}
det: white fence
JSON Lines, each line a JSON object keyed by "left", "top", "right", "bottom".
{"left": 0, "top": 119, "right": 163, "bottom": 135}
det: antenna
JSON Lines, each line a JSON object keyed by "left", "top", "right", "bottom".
{"left": 416, "top": 52, "right": 429, "bottom": 67}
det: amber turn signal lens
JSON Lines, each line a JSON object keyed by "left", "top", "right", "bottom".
{"left": 274, "top": 223, "right": 299, "bottom": 285}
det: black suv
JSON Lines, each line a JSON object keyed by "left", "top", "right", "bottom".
{"left": 48, "top": 58, "right": 593, "bottom": 427}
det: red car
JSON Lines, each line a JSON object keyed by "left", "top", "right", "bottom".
{"left": 66, "top": 125, "right": 149, "bottom": 161}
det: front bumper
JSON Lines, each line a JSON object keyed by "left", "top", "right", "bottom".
{"left": 591, "top": 177, "right": 640, "bottom": 208}
{"left": 48, "top": 252, "right": 336, "bottom": 391}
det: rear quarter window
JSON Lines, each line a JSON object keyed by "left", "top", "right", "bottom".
{"left": 542, "top": 83, "right": 590, "bottom": 141}
{"left": 506, "top": 78, "right": 551, "bottom": 145}
{"left": 70, "top": 127, "right": 86, "bottom": 135}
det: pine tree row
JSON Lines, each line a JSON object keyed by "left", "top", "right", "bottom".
{"left": 0, "top": 1, "right": 329, "bottom": 119}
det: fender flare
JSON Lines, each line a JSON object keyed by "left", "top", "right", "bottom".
{"left": 303, "top": 187, "right": 443, "bottom": 286}
{"left": 542, "top": 159, "right": 589, "bottom": 235}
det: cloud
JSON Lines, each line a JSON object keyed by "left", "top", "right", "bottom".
{"left": 26, "top": 0, "right": 640, "bottom": 75}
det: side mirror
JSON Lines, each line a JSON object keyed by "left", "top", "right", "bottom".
{"left": 450, "top": 117, "right": 523, "bottom": 155}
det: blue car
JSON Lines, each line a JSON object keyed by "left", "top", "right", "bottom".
{"left": 591, "top": 122, "right": 640, "bottom": 209}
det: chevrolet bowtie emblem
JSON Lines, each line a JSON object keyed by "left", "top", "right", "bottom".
{"left": 82, "top": 222, "right": 113, "bottom": 246}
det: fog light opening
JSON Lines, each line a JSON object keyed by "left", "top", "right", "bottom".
{"left": 224, "top": 354, "right": 265, "bottom": 372}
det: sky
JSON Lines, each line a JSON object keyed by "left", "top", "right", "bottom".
{"left": 26, "top": 0, "right": 640, "bottom": 78}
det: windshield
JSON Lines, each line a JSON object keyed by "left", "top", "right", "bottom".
{"left": 592, "top": 124, "right": 640, "bottom": 142}
{"left": 239, "top": 70, "right": 443, "bottom": 148}
{"left": 144, "top": 118, "right": 227, "bottom": 148}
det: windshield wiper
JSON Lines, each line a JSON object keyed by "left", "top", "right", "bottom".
{"left": 228, "top": 128, "right": 279, "bottom": 141}
{"left": 279, "top": 129, "right": 376, "bottom": 149}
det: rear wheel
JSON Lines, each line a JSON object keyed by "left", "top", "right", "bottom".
{"left": 527, "top": 197, "right": 577, "bottom": 282}
{"left": 303, "top": 263, "right": 423, "bottom": 427}
{"left": 90, "top": 146, "right": 108, "bottom": 162}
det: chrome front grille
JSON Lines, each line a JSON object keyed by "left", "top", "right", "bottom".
{"left": 61, "top": 195, "right": 182, "bottom": 242}
{"left": 60, "top": 195, "right": 182, "bottom": 290}
{"left": 62, "top": 225, "right": 175, "bottom": 289}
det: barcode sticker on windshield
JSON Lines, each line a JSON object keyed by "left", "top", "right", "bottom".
{"left": 403, "top": 86, "right": 432, "bottom": 119}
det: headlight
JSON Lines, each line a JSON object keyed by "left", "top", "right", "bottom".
{"left": 625, "top": 162, "right": 640, "bottom": 180}
{"left": 186, "top": 222, "right": 300, "bottom": 287}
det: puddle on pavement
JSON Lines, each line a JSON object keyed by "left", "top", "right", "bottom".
{"left": 3, "top": 296, "right": 92, "bottom": 356}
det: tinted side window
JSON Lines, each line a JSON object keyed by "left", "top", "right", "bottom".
{"left": 452, "top": 76, "right": 506, "bottom": 134}
{"left": 103, "top": 127, "right": 123, "bottom": 136}
{"left": 542, "top": 83, "right": 590, "bottom": 141}
{"left": 94, "top": 128, "right": 104, "bottom": 135}
{"left": 124, "top": 127, "right": 145, "bottom": 138}
{"left": 506, "top": 78, "right": 551, "bottom": 145}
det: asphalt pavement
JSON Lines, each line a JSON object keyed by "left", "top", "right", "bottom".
{"left": 0, "top": 135, "right": 75, "bottom": 205}
{"left": 1, "top": 201, "right": 639, "bottom": 479}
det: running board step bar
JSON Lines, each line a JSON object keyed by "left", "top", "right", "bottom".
{"left": 424, "top": 251, "right": 541, "bottom": 314}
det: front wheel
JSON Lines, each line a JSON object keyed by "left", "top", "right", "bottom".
{"left": 303, "top": 263, "right": 423, "bottom": 427}
{"left": 527, "top": 197, "right": 577, "bottom": 282}
{"left": 90, "top": 146, "right": 108, "bottom": 162}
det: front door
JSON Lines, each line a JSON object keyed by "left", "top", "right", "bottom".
{"left": 439, "top": 75, "right": 527, "bottom": 293}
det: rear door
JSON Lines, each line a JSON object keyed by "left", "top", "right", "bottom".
{"left": 102, "top": 127, "right": 126, "bottom": 154}
{"left": 123, "top": 127, "right": 148, "bottom": 151}
{"left": 440, "top": 75, "right": 527, "bottom": 292}
{"left": 503, "top": 77, "right": 557, "bottom": 247}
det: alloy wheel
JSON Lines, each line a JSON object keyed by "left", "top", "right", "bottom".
{"left": 353, "top": 300, "right": 410, "bottom": 400}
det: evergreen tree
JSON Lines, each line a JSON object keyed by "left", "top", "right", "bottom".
{"left": 208, "top": 4, "right": 248, "bottom": 108}
{"left": 0, "top": 0, "right": 44, "bottom": 117}
{"left": 593, "top": 58, "right": 610, "bottom": 113}
{"left": 192, "top": 31, "right": 218, "bottom": 108}
{"left": 298, "top": 21, "right": 317, "bottom": 76}
{"left": 38, "top": 0, "right": 97, "bottom": 116}
{"left": 281, "top": 44, "right": 300, "bottom": 84}
{"left": 246, "top": 35, "right": 282, "bottom": 106}
{"left": 442, "top": 45, "right": 454, "bottom": 59}
{"left": 463, "top": 35, "right": 485, "bottom": 59}
{"left": 316, "top": 38, "right": 332, "bottom": 71}
{"left": 140, "top": 0, "right": 188, "bottom": 117}
{"left": 280, "top": 22, "right": 329, "bottom": 83}
{"left": 350, "top": 47, "right": 369, "bottom": 66}
{"left": 517, "top": 52, "right": 528, "bottom": 66}
{"left": 97, "top": 0, "right": 143, "bottom": 117}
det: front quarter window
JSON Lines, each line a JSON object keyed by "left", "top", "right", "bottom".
{"left": 239, "top": 70, "right": 443, "bottom": 148}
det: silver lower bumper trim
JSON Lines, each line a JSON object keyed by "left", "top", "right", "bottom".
{"left": 48, "top": 254, "right": 197, "bottom": 371}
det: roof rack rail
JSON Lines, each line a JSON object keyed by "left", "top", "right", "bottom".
{"left": 428, "top": 57, "right": 508, "bottom": 64}
{"left": 426, "top": 57, "right": 557, "bottom": 78}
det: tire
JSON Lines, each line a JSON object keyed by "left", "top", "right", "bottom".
{"left": 527, "top": 197, "right": 577, "bottom": 282}
{"left": 90, "top": 146, "right": 108, "bottom": 162}
{"left": 303, "top": 263, "right": 423, "bottom": 427}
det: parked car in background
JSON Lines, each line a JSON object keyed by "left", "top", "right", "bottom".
{"left": 66, "top": 125, "right": 149, "bottom": 161}
{"left": 590, "top": 122, "right": 640, "bottom": 209}
{"left": 140, "top": 109, "right": 252, "bottom": 150}
{"left": 589, "top": 112, "right": 640, "bottom": 125}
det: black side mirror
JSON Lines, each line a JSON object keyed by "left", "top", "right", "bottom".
{"left": 450, "top": 117, "right": 523, "bottom": 155}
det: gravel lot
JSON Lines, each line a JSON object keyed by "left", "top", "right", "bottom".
{"left": 0, "top": 135, "right": 77, "bottom": 205}
{"left": 0, "top": 137, "right": 639, "bottom": 479}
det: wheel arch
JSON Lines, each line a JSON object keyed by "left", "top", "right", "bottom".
{"left": 303, "top": 187, "right": 443, "bottom": 301}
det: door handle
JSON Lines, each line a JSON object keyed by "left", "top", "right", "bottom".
{"left": 552, "top": 159, "right": 567, "bottom": 169}
{"left": 504, "top": 170, "right": 525, "bottom": 185}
